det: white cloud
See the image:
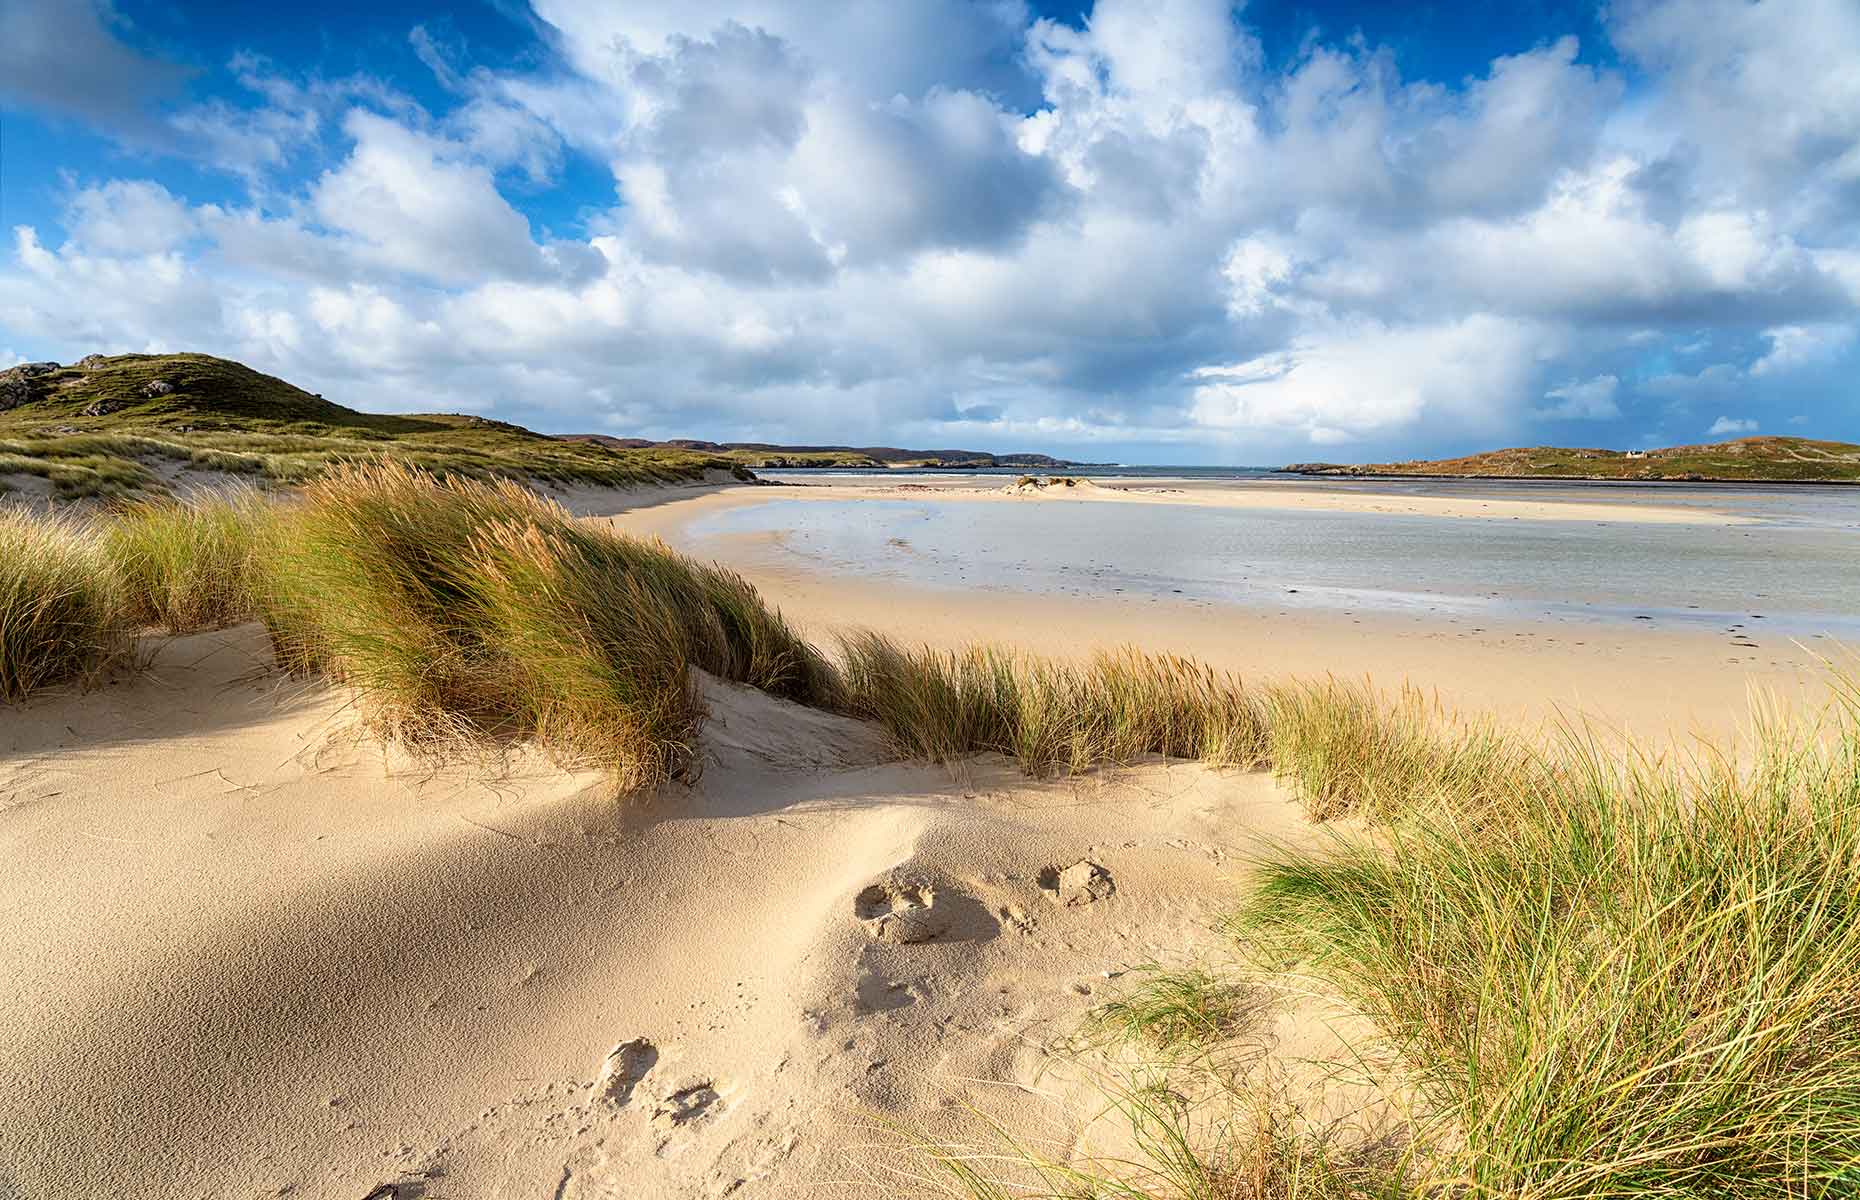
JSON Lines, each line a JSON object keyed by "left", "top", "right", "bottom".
{"left": 1750, "top": 323, "right": 1857, "bottom": 376}
{"left": 1190, "top": 316, "right": 1548, "bottom": 444}
{"left": 1538, "top": 374, "right": 1621, "bottom": 420}
{"left": 3, "top": 0, "right": 1859, "bottom": 454}
{"left": 1708, "top": 416, "right": 1758, "bottom": 435}
{"left": 65, "top": 181, "right": 196, "bottom": 256}
{"left": 311, "top": 110, "right": 554, "bottom": 285}
{"left": 527, "top": 0, "right": 1035, "bottom": 105}
{"left": 1608, "top": 0, "right": 1860, "bottom": 234}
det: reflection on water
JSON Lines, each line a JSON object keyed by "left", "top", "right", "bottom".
{"left": 686, "top": 485, "right": 1860, "bottom": 637}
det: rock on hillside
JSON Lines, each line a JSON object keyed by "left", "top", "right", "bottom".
{"left": 0, "top": 353, "right": 359, "bottom": 429}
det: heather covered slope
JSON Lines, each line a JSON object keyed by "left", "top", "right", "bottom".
{"left": 0, "top": 353, "right": 732, "bottom": 499}
{"left": 560, "top": 433, "right": 1091, "bottom": 469}
{"left": 1288, "top": 436, "right": 1860, "bottom": 482}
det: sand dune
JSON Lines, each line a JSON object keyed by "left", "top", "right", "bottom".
{"left": 0, "top": 626, "right": 1333, "bottom": 1197}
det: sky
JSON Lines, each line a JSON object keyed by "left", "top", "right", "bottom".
{"left": 1, "top": 0, "right": 1856, "bottom": 464}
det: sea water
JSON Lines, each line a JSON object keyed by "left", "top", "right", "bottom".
{"left": 684, "top": 475, "right": 1860, "bottom": 638}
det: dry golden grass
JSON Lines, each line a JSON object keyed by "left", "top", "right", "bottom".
{"left": 4, "top": 467, "right": 1856, "bottom": 1198}
{"left": 0, "top": 507, "right": 128, "bottom": 702}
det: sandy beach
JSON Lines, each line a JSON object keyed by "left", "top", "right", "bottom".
{"left": 608, "top": 479, "right": 1845, "bottom": 744}
{"left": 1, "top": 474, "right": 1848, "bottom": 1196}
{"left": 721, "top": 472, "right": 1763, "bottom": 525}
{"left": 12, "top": 2, "right": 1859, "bottom": 1190}
{"left": 0, "top": 625, "right": 1353, "bottom": 1197}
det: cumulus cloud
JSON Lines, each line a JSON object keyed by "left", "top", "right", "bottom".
{"left": 64, "top": 181, "right": 197, "bottom": 256}
{"left": 1708, "top": 416, "right": 1758, "bottom": 435}
{"left": 1190, "top": 316, "right": 1550, "bottom": 444}
{"left": 1750, "top": 323, "right": 1857, "bottom": 376}
{"left": 310, "top": 111, "right": 580, "bottom": 286}
{"left": 2, "top": 0, "right": 1858, "bottom": 454}
{"left": 1538, "top": 375, "right": 1621, "bottom": 421}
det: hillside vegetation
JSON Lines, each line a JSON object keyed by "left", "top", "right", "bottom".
{"left": 0, "top": 353, "right": 733, "bottom": 499}
{"left": 1288, "top": 436, "right": 1860, "bottom": 482}
{"left": 561, "top": 434, "right": 1091, "bottom": 470}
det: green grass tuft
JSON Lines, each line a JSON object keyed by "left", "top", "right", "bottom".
{"left": 1087, "top": 965, "right": 1265, "bottom": 1054}
{"left": 837, "top": 634, "right": 1270, "bottom": 777}
{"left": 1238, "top": 701, "right": 1860, "bottom": 1197}
{"left": 104, "top": 488, "right": 268, "bottom": 632}
{"left": 1264, "top": 679, "right": 1536, "bottom": 821}
{"left": 257, "top": 463, "right": 834, "bottom": 785}
{"left": 891, "top": 1067, "right": 1418, "bottom": 1199}
{"left": 0, "top": 508, "right": 128, "bottom": 702}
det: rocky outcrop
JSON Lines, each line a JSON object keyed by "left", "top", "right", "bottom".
{"left": 141, "top": 380, "right": 175, "bottom": 398}
{"left": 0, "top": 362, "right": 58, "bottom": 412}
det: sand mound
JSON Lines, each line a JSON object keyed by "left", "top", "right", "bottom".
{"left": 999, "top": 475, "right": 1103, "bottom": 496}
{"left": 0, "top": 625, "right": 1338, "bottom": 1197}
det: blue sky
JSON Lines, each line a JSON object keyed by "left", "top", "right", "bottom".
{"left": 2, "top": 0, "right": 1856, "bottom": 462}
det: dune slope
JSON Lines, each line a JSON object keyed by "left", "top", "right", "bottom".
{"left": 0, "top": 626, "right": 1324, "bottom": 1198}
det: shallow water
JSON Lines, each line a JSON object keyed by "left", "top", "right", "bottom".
{"left": 688, "top": 480, "right": 1860, "bottom": 638}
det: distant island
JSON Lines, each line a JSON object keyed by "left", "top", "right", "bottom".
{"left": 1285, "top": 436, "right": 1860, "bottom": 483}
{"left": 559, "top": 434, "right": 1095, "bottom": 470}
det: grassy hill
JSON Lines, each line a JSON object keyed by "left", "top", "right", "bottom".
{"left": 560, "top": 435, "right": 1092, "bottom": 469}
{"left": 0, "top": 353, "right": 735, "bottom": 499}
{"left": 1286, "top": 436, "right": 1860, "bottom": 483}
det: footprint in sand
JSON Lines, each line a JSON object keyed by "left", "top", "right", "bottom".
{"left": 1000, "top": 904, "right": 1037, "bottom": 934}
{"left": 595, "top": 1038, "right": 659, "bottom": 1109}
{"left": 854, "top": 969, "right": 919, "bottom": 1013}
{"left": 652, "top": 1079, "right": 723, "bottom": 1128}
{"left": 1040, "top": 860, "right": 1115, "bottom": 907}
{"left": 361, "top": 1171, "right": 438, "bottom": 1200}
{"left": 854, "top": 878, "right": 952, "bottom": 944}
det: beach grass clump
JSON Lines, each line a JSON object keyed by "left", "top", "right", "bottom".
{"left": 259, "top": 462, "right": 833, "bottom": 785}
{"left": 1237, "top": 699, "right": 1860, "bottom": 1196}
{"left": 896, "top": 1067, "right": 1416, "bottom": 1200}
{"left": 838, "top": 634, "right": 1269, "bottom": 777}
{"left": 0, "top": 507, "right": 129, "bottom": 703}
{"left": 1264, "top": 679, "right": 1537, "bottom": 821}
{"left": 104, "top": 488, "right": 269, "bottom": 632}
{"left": 1085, "top": 965, "right": 1265, "bottom": 1054}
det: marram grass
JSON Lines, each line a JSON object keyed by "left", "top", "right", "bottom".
{"left": 837, "top": 633, "right": 1271, "bottom": 778}
{"left": 0, "top": 507, "right": 128, "bottom": 702}
{"left": 2, "top": 465, "right": 834, "bottom": 791}
{"left": 4, "top": 466, "right": 1858, "bottom": 1198}
{"left": 259, "top": 462, "right": 837, "bottom": 785}
{"left": 104, "top": 487, "right": 268, "bottom": 632}
{"left": 1236, "top": 700, "right": 1860, "bottom": 1197}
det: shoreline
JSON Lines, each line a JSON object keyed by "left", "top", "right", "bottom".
{"left": 607, "top": 484, "right": 1845, "bottom": 743}
{"left": 742, "top": 473, "right": 1760, "bottom": 525}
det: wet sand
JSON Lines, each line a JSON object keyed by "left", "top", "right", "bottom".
{"left": 609, "top": 481, "right": 1849, "bottom": 744}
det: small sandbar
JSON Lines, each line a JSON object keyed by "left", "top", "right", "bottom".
{"left": 742, "top": 472, "right": 1768, "bottom": 525}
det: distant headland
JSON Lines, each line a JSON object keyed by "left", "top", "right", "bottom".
{"left": 1285, "top": 436, "right": 1860, "bottom": 483}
